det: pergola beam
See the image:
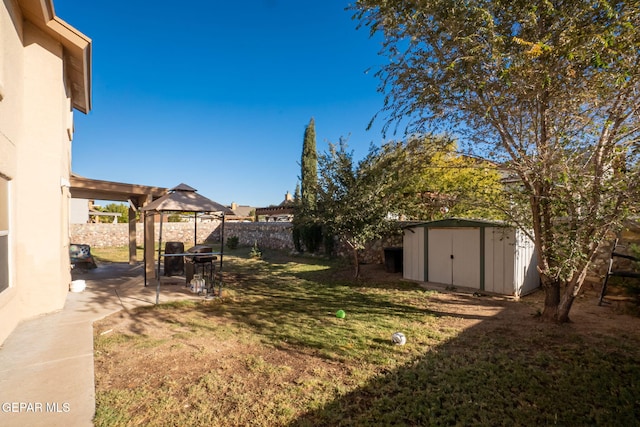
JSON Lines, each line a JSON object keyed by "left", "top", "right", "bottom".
{"left": 69, "top": 174, "right": 167, "bottom": 266}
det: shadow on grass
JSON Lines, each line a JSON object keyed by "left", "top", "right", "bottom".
{"left": 287, "top": 314, "right": 640, "bottom": 426}
{"left": 85, "top": 253, "right": 640, "bottom": 425}
{"left": 208, "top": 255, "right": 640, "bottom": 424}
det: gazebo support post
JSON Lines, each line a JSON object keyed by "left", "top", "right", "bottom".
{"left": 155, "top": 212, "right": 164, "bottom": 304}
{"left": 143, "top": 193, "right": 155, "bottom": 286}
{"left": 218, "top": 213, "right": 225, "bottom": 297}
{"left": 194, "top": 212, "right": 198, "bottom": 245}
{"left": 143, "top": 211, "right": 147, "bottom": 287}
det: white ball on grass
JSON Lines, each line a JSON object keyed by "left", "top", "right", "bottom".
{"left": 391, "top": 332, "right": 406, "bottom": 345}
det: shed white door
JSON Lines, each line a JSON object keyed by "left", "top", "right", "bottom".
{"left": 403, "top": 227, "right": 425, "bottom": 281}
{"left": 484, "top": 228, "right": 515, "bottom": 295}
{"left": 428, "top": 228, "right": 480, "bottom": 288}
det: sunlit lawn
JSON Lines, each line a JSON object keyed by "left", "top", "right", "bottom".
{"left": 91, "top": 246, "right": 146, "bottom": 263}
{"left": 92, "top": 247, "right": 640, "bottom": 426}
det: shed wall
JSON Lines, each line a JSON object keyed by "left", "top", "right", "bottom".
{"left": 403, "top": 227, "right": 424, "bottom": 281}
{"left": 514, "top": 228, "right": 539, "bottom": 296}
{"left": 403, "top": 221, "right": 540, "bottom": 296}
{"left": 484, "top": 227, "right": 516, "bottom": 295}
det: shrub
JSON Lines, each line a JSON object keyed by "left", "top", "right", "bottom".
{"left": 226, "top": 236, "right": 239, "bottom": 250}
{"left": 249, "top": 241, "right": 262, "bottom": 259}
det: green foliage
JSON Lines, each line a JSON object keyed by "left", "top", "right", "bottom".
{"left": 226, "top": 236, "right": 239, "bottom": 250}
{"left": 295, "top": 118, "right": 324, "bottom": 253}
{"left": 301, "top": 118, "right": 318, "bottom": 212}
{"left": 293, "top": 183, "right": 301, "bottom": 203}
{"left": 380, "top": 135, "right": 505, "bottom": 221}
{"left": 167, "top": 214, "right": 182, "bottom": 223}
{"left": 292, "top": 225, "right": 302, "bottom": 253}
{"left": 301, "top": 223, "right": 323, "bottom": 254}
{"left": 353, "top": 0, "right": 640, "bottom": 321}
{"left": 317, "top": 138, "right": 398, "bottom": 276}
{"left": 323, "top": 227, "right": 335, "bottom": 258}
{"left": 98, "top": 203, "right": 129, "bottom": 223}
{"left": 249, "top": 241, "right": 262, "bottom": 259}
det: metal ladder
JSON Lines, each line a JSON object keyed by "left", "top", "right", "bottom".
{"left": 599, "top": 238, "right": 640, "bottom": 305}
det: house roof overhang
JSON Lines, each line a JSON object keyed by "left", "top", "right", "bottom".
{"left": 19, "top": 0, "right": 92, "bottom": 113}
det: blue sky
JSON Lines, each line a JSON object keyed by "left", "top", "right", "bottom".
{"left": 55, "top": 0, "right": 390, "bottom": 207}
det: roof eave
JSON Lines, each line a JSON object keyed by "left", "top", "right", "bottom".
{"left": 19, "top": 0, "right": 92, "bottom": 113}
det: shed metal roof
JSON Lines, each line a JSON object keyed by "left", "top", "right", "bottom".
{"left": 403, "top": 218, "right": 510, "bottom": 229}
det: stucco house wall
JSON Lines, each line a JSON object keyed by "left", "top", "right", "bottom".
{"left": 0, "top": 0, "right": 91, "bottom": 344}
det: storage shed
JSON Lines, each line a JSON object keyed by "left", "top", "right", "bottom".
{"left": 403, "top": 219, "right": 539, "bottom": 297}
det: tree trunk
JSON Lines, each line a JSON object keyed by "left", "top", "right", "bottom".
{"left": 557, "top": 292, "right": 575, "bottom": 323}
{"left": 353, "top": 247, "right": 360, "bottom": 279}
{"left": 541, "top": 281, "right": 560, "bottom": 322}
{"left": 557, "top": 271, "right": 587, "bottom": 323}
{"left": 542, "top": 279, "right": 580, "bottom": 323}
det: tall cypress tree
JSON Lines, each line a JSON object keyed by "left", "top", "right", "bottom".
{"left": 301, "top": 118, "right": 317, "bottom": 211}
{"left": 297, "top": 118, "right": 322, "bottom": 253}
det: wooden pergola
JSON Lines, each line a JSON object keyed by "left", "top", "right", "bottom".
{"left": 69, "top": 174, "right": 167, "bottom": 277}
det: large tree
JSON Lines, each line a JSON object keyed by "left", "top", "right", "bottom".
{"left": 353, "top": 0, "right": 640, "bottom": 322}
{"left": 388, "top": 136, "right": 505, "bottom": 220}
{"left": 317, "top": 139, "right": 397, "bottom": 277}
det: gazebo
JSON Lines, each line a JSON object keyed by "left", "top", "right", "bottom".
{"left": 141, "top": 183, "right": 233, "bottom": 303}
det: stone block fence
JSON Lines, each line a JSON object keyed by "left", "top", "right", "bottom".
{"left": 70, "top": 220, "right": 640, "bottom": 281}
{"left": 70, "top": 222, "right": 223, "bottom": 249}
{"left": 70, "top": 221, "right": 400, "bottom": 264}
{"left": 69, "top": 222, "right": 297, "bottom": 252}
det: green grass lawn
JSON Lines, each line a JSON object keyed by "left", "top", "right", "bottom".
{"left": 91, "top": 246, "right": 146, "bottom": 263}
{"left": 92, "top": 247, "right": 640, "bottom": 426}
{"left": 91, "top": 243, "right": 219, "bottom": 264}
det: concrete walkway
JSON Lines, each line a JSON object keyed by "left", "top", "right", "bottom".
{"left": 0, "top": 263, "right": 197, "bottom": 426}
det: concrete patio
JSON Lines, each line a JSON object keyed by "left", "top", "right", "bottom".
{"left": 0, "top": 263, "right": 198, "bottom": 426}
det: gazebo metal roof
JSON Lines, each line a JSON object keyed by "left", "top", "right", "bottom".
{"left": 141, "top": 183, "right": 233, "bottom": 214}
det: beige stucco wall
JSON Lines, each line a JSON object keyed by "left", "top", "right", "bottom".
{"left": 0, "top": 0, "right": 78, "bottom": 344}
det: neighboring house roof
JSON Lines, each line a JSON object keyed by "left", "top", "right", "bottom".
{"left": 255, "top": 192, "right": 295, "bottom": 217}
{"left": 226, "top": 203, "right": 255, "bottom": 220}
{"left": 255, "top": 205, "right": 294, "bottom": 216}
{"left": 19, "top": 0, "right": 92, "bottom": 113}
